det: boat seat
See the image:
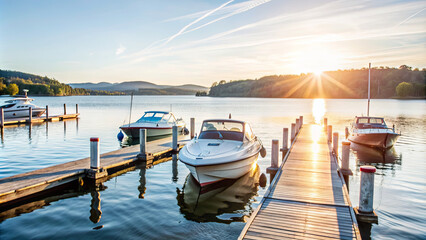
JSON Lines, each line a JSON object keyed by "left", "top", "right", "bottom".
{"left": 206, "top": 126, "right": 217, "bottom": 130}
{"left": 230, "top": 127, "right": 241, "bottom": 132}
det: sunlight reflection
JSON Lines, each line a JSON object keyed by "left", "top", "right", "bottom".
{"left": 312, "top": 99, "right": 326, "bottom": 124}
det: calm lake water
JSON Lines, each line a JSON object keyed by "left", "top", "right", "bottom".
{"left": 0, "top": 96, "right": 425, "bottom": 239}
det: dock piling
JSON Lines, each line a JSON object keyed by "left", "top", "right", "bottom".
{"left": 137, "top": 129, "right": 153, "bottom": 161}
{"left": 0, "top": 108, "right": 4, "bottom": 128}
{"left": 64, "top": 104, "right": 67, "bottom": 115}
{"left": 87, "top": 137, "right": 107, "bottom": 180}
{"left": 266, "top": 139, "right": 279, "bottom": 174}
{"left": 45, "top": 105, "right": 49, "bottom": 120}
{"left": 299, "top": 116, "right": 303, "bottom": 126}
{"left": 355, "top": 166, "right": 378, "bottom": 223}
{"left": 324, "top": 117, "right": 328, "bottom": 131}
{"left": 229, "top": 113, "right": 232, "bottom": 119}
{"left": 296, "top": 119, "right": 300, "bottom": 133}
{"left": 190, "top": 118, "right": 195, "bottom": 139}
{"left": 90, "top": 138, "right": 100, "bottom": 169}
{"left": 327, "top": 125, "right": 332, "bottom": 142}
{"left": 333, "top": 132, "right": 339, "bottom": 155}
{"left": 172, "top": 126, "right": 178, "bottom": 152}
{"left": 345, "top": 126, "right": 349, "bottom": 139}
{"left": 28, "top": 107, "right": 32, "bottom": 123}
{"left": 76, "top": 104, "right": 79, "bottom": 114}
{"left": 140, "top": 129, "right": 147, "bottom": 155}
{"left": 341, "top": 141, "right": 352, "bottom": 175}
{"left": 291, "top": 123, "right": 296, "bottom": 141}
{"left": 281, "top": 128, "right": 288, "bottom": 152}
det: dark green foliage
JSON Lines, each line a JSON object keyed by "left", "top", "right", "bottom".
{"left": 195, "top": 91, "right": 207, "bottom": 96}
{"left": 396, "top": 82, "right": 414, "bottom": 97}
{"left": 209, "top": 66, "right": 426, "bottom": 98}
{"left": 0, "top": 70, "right": 123, "bottom": 96}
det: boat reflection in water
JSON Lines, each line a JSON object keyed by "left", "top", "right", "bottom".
{"left": 176, "top": 164, "right": 260, "bottom": 223}
{"left": 351, "top": 142, "right": 402, "bottom": 169}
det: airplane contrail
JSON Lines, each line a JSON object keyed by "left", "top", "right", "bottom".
{"left": 395, "top": 7, "right": 425, "bottom": 26}
{"left": 163, "top": 0, "right": 235, "bottom": 45}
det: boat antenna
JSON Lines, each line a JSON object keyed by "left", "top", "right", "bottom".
{"left": 128, "top": 92, "right": 134, "bottom": 127}
{"left": 170, "top": 104, "right": 172, "bottom": 112}
{"left": 367, "top": 63, "right": 371, "bottom": 117}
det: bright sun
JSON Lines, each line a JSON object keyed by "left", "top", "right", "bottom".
{"left": 291, "top": 45, "right": 341, "bottom": 74}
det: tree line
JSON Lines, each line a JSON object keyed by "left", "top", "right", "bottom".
{"left": 207, "top": 65, "right": 425, "bottom": 98}
{"left": 0, "top": 70, "right": 124, "bottom": 96}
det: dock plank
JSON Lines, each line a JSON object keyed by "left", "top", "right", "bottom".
{"left": 240, "top": 124, "right": 360, "bottom": 239}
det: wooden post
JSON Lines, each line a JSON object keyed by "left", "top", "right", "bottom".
{"left": 190, "top": 118, "right": 195, "bottom": 139}
{"left": 295, "top": 119, "right": 300, "bottom": 133}
{"left": 359, "top": 166, "right": 376, "bottom": 212}
{"left": 271, "top": 139, "right": 279, "bottom": 168}
{"left": 327, "top": 125, "right": 332, "bottom": 143}
{"left": 140, "top": 129, "right": 146, "bottom": 155}
{"left": 0, "top": 108, "right": 4, "bottom": 128}
{"left": 90, "top": 137, "right": 100, "bottom": 169}
{"left": 229, "top": 113, "right": 231, "bottom": 119}
{"left": 324, "top": 117, "right": 328, "bottom": 131}
{"left": 45, "top": 105, "right": 49, "bottom": 120}
{"left": 172, "top": 126, "right": 178, "bottom": 151}
{"left": 29, "top": 107, "right": 32, "bottom": 123}
{"left": 281, "top": 128, "right": 288, "bottom": 151}
{"left": 345, "top": 126, "right": 349, "bottom": 139}
{"left": 333, "top": 132, "right": 339, "bottom": 155}
{"left": 341, "top": 141, "right": 351, "bottom": 172}
{"left": 64, "top": 103, "right": 66, "bottom": 115}
{"left": 291, "top": 123, "right": 296, "bottom": 141}
{"left": 355, "top": 166, "right": 378, "bottom": 223}
{"left": 76, "top": 104, "right": 79, "bottom": 114}
{"left": 299, "top": 116, "right": 303, "bottom": 127}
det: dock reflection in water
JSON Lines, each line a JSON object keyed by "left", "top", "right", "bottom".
{"left": 176, "top": 164, "right": 260, "bottom": 223}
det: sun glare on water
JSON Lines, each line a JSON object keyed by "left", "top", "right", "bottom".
{"left": 312, "top": 99, "right": 326, "bottom": 124}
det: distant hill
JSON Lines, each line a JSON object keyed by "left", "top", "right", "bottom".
{"left": 69, "top": 81, "right": 208, "bottom": 93}
{"left": 0, "top": 69, "right": 122, "bottom": 96}
{"left": 0, "top": 69, "right": 208, "bottom": 96}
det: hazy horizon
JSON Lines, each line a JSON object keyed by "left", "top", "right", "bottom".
{"left": 1, "top": 0, "right": 425, "bottom": 85}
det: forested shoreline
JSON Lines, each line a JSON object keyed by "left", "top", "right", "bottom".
{"left": 207, "top": 66, "right": 425, "bottom": 99}
{"left": 0, "top": 70, "right": 123, "bottom": 96}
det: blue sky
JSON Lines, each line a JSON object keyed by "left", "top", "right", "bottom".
{"left": 1, "top": 0, "right": 425, "bottom": 86}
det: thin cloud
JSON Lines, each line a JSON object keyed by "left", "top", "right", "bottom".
{"left": 116, "top": 44, "right": 126, "bottom": 55}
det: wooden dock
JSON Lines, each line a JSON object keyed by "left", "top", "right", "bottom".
{"left": 0, "top": 136, "right": 189, "bottom": 206}
{"left": 1, "top": 113, "right": 79, "bottom": 126}
{"left": 239, "top": 124, "right": 361, "bottom": 240}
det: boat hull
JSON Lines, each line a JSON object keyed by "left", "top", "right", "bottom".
{"left": 3, "top": 108, "right": 46, "bottom": 119}
{"left": 120, "top": 126, "right": 184, "bottom": 138}
{"left": 183, "top": 153, "right": 259, "bottom": 187}
{"left": 348, "top": 132, "right": 399, "bottom": 149}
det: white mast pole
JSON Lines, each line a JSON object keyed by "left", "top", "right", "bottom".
{"left": 367, "top": 63, "right": 371, "bottom": 117}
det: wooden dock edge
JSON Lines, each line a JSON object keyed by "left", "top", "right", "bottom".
{"left": 0, "top": 143, "right": 185, "bottom": 208}
{"left": 238, "top": 125, "right": 302, "bottom": 240}
{"left": 328, "top": 143, "right": 362, "bottom": 239}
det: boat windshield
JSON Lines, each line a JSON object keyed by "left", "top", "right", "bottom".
{"left": 0, "top": 103, "right": 16, "bottom": 108}
{"left": 199, "top": 121, "right": 244, "bottom": 141}
{"left": 355, "top": 117, "right": 387, "bottom": 128}
{"left": 136, "top": 112, "right": 167, "bottom": 123}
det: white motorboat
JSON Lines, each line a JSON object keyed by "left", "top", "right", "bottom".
{"left": 119, "top": 111, "right": 186, "bottom": 138}
{"left": 348, "top": 63, "right": 400, "bottom": 149}
{"left": 179, "top": 119, "right": 266, "bottom": 187}
{"left": 348, "top": 116, "right": 400, "bottom": 149}
{"left": 0, "top": 95, "right": 46, "bottom": 119}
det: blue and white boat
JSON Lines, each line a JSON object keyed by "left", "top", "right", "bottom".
{"left": 120, "top": 111, "right": 186, "bottom": 138}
